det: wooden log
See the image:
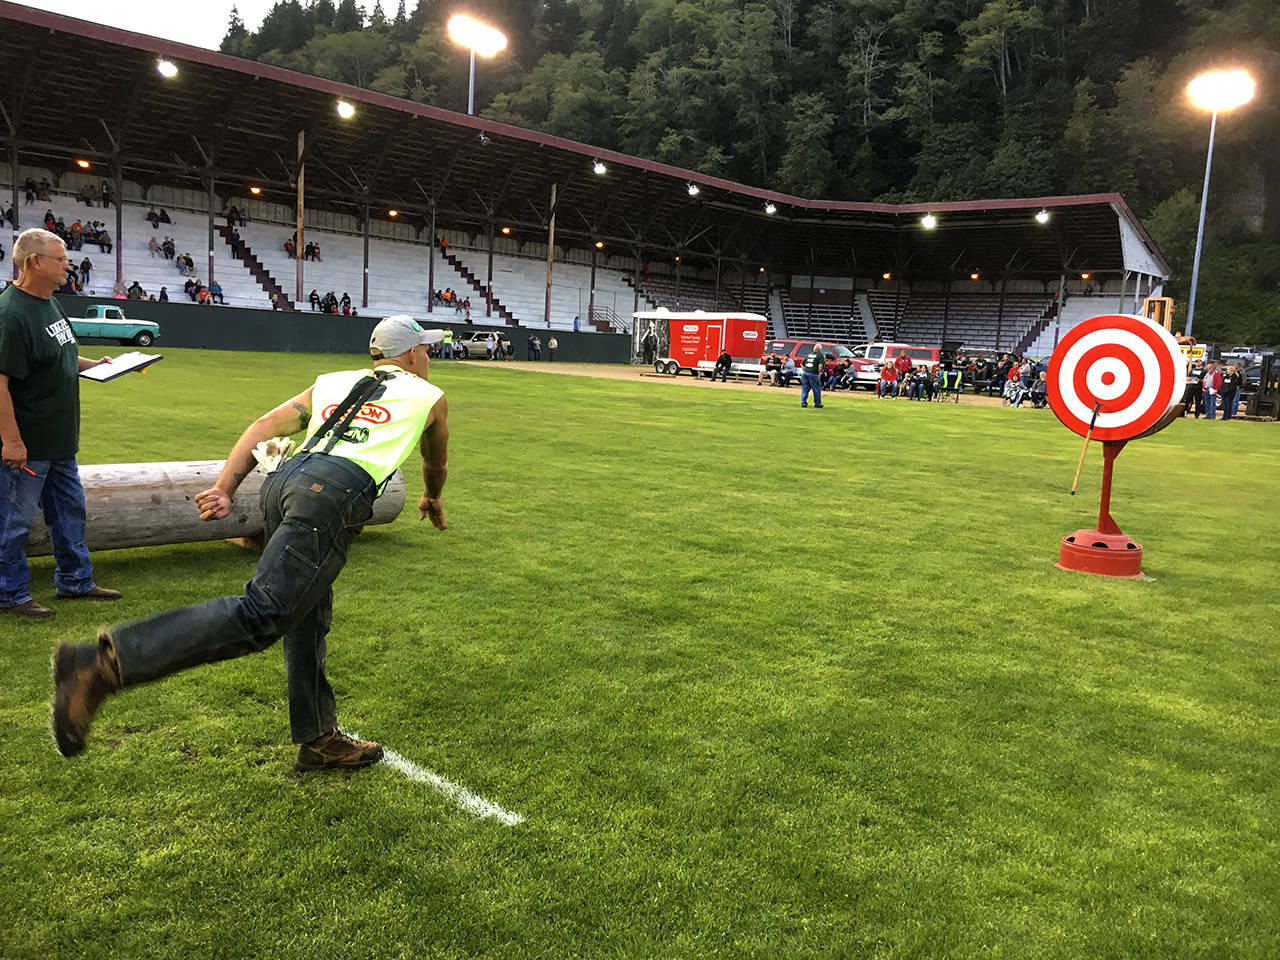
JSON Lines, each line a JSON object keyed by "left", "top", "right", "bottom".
{"left": 24, "top": 461, "right": 406, "bottom": 557}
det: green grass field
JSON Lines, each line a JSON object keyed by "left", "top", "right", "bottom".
{"left": 4, "top": 348, "right": 1278, "bottom": 959}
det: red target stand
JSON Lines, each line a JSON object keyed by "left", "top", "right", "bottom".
{"left": 1047, "top": 314, "right": 1185, "bottom": 578}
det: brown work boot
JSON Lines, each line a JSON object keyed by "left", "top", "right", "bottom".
{"left": 51, "top": 634, "right": 121, "bottom": 758}
{"left": 56, "top": 586, "right": 122, "bottom": 601}
{"left": 294, "top": 728, "right": 384, "bottom": 772}
{"left": 1, "top": 599, "right": 55, "bottom": 618}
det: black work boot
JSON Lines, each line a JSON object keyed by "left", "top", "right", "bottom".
{"left": 51, "top": 633, "right": 121, "bottom": 758}
{"left": 294, "top": 728, "right": 384, "bottom": 772}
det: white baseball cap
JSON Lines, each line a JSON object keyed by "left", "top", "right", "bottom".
{"left": 369, "top": 315, "right": 444, "bottom": 357}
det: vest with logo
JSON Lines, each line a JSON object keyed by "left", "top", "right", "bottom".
{"left": 303, "top": 365, "right": 443, "bottom": 486}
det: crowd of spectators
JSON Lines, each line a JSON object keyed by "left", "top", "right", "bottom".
{"left": 433, "top": 288, "right": 471, "bottom": 319}
{"left": 282, "top": 232, "right": 323, "bottom": 261}
{"left": 308, "top": 289, "right": 358, "bottom": 316}
{"left": 30, "top": 210, "right": 113, "bottom": 254}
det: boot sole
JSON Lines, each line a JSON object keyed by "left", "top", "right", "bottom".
{"left": 51, "top": 645, "right": 88, "bottom": 758}
{"left": 293, "top": 747, "right": 384, "bottom": 773}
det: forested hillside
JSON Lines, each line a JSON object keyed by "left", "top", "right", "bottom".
{"left": 223, "top": 0, "right": 1279, "bottom": 344}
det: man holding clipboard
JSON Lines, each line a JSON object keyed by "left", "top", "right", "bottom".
{"left": 0, "top": 228, "right": 124, "bottom": 618}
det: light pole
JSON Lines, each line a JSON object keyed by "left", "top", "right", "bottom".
{"left": 1184, "top": 69, "right": 1255, "bottom": 338}
{"left": 447, "top": 14, "right": 507, "bottom": 116}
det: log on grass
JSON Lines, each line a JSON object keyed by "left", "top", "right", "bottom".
{"left": 25, "top": 461, "right": 406, "bottom": 557}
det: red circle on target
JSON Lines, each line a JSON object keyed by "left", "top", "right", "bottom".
{"left": 1048, "top": 314, "right": 1185, "bottom": 441}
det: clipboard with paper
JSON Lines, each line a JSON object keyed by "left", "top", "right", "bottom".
{"left": 78, "top": 352, "right": 163, "bottom": 382}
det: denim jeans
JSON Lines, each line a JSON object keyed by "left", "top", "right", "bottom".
{"left": 108, "top": 453, "right": 376, "bottom": 744}
{"left": 0, "top": 458, "right": 95, "bottom": 606}
{"left": 800, "top": 372, "right": 822, "bottom": 406}
{"left": 1204, "top": 390, "right": 1217, "bottom": 420}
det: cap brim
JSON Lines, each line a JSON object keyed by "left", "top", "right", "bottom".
{"left": 420, "top": 329, "right": 446, "bottom": 345}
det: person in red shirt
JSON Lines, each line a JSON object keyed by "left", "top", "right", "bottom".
{"left": 878, "top": 362, "right": 898, "bottom": 398}
{"left": 894, "top": 352, "right": 913, "bottom": 385}
{"left": 1202, "top": 361, "right": 1222, "bottom": 420}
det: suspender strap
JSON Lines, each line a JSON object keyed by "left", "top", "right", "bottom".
{"left": 300, "top": 371, "right": 393, "bottom": 456}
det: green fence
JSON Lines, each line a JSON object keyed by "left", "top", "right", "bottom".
{"left": 58, "top": 296, "right": 631, "bottom": 363}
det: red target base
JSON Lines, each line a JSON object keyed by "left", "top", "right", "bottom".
{"left": 1057, "top": 528, "right": 1144, "bottom": 578}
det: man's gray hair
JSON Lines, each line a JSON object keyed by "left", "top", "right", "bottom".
{"left": 13, "top": 228, "right": 63, "bottom": 272}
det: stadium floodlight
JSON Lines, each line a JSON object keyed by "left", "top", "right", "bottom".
{"left": 1035, "top": 208, "right": 1050, "bottom": 225}
{"left": 921, "top": 213, "right": 938, "bottom": 229}
{"left": 156, "top": 59, "right": 178, "bottom": 78}
{"left": 388, "top": 209, "right": 398, "bottom": 217}
{"left": 249, "top": 185, "right": 262, "bottom": 195}
{"left": 882, "top": 272, "right": 891, "bottom": 280}
{"left": 1081, "top": 272, "right": 1090, "bottom": 280}
{"left": 764, "top": 202, "right": 777, "bottom": 215}
{"left": 595, "top": 241, "right": 604, "bottom": 249}
{"left": 1184, "top": 69, "right": 1256, "bottom": 338}
{"left": 76, "top": 159, "right": 90, "bottom": 169}
{"left": 970, "top": 272, "right": 980, "bottom": 280}
{"left": 448, "top": 14, "right": 507, "bottom": 116}
{"left": 687, "top": 183, "right": 700, "bottom": 196}
{"left": 759, "top": 266, "right": 766, "bottom": 272}
{"left": 592, "top": 160, "right": 607, "bottom": 175}
{"left": 336, "top": 100, "right": 356, "bottom": 119}
{"left": 501, "top": 226, "right": 511, "bottom": 235}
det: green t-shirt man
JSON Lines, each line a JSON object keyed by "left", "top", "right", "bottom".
{"left": 0, "top": 285, "right": 80, "bottom": 460}
{"left": 801, "top": 349, "right": 824, "bottom": 375}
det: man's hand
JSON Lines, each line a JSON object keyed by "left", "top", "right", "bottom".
{"left": 195, "top": 487, "right": 232, "bottom": 521}
{"left": 418, "top": 494, "right": 447, "bottom": 530}
{"left": 2, "top": 436, "right": 28, "bottom": 472}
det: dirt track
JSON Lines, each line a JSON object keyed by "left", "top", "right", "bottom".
{"left": 458, "top": 359, "right": 1018, "bottom": 407}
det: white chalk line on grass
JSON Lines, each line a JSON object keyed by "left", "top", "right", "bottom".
{"left": 344, "top": 729, "right": 525, "bottom": 826}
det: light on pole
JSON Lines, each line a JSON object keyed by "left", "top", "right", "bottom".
{"left": 1184, "top": 69, "right": 1255, "bottom": 338}
{"left": 447, "top": 14, "right": 507, "bottom": 116}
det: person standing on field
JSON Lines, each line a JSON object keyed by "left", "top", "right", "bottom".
{"left": 0, "top": 228, "right": 121, "bottom": 618}
{"left": 800, "top": 345, "right": 824, "bottom": 408}
{"left": 51, "top": 316, "right": 451, "bottom": 771}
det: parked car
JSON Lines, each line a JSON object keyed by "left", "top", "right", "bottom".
{"left": 72, "top": 305, "right": 160, "bottom": 346}
{"left": 761, "top": 338, "right": 877, "bottom": 387}
{"left": 455, "top": 331, "right": 508, "bottom": 359}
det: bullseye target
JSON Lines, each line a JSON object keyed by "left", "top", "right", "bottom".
{"left": 1048, "top": 314, "right": 1186, "bottom": 441}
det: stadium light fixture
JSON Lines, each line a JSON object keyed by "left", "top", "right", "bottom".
{"left": 759, "top": 266, "right": 766, "bottom": 273}
{"left": 1080, "top": 272, "right": 1090, "bottom": 280}
{"left": 76, "top": 159, "right": 90, "bottom": 169}
{"left": 764, "top": 202, "right": 777, "bottom": 215}
{"left": 882, "top": 272, "right": 891, "bottom": 280}
{"left": 970, "top": 272, "right": 980, "bottom": 280}
{"left": 336, "top": 100, "right": 356, "bottom": 119}
{"left": 595, "top": 241, "right": 604, "bottom": 249}
{"left": 387, "top": 209, "right": 398, "bottom": 217}
{"left": 592, "top": 160, "right": 607, "bottom": 175}
{"left": 448, "top": 14, "right": 508, "bottom": 116}
{"left": 921, "top": 213, "right": 938, "bottom": 229}
{"left": 1035, "top": 208, "right": 1050, "bottom": 225}
{"left": 1184, "top": 68, "right": 1256, "bottom": 338}
{"left": 687, "top": 183, "right": 700, "bottom": 196}
{"left": 156, "top": 59, "right": 178, "bottom": 78}
{"left": 674, "top": 255, "right": 680, "bottom": 262}
{"left": 249, "top": 186, "right": 262, "bottom": 195}
{"left": 501, "top": 226, "right": 511, "bottom": 235}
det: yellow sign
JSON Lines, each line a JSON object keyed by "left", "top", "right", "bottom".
{"left": 1179, "top": 344, "right": 1206, "bottom": 361}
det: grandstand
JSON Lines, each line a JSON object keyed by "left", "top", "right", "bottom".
{"left": 0, "top": 4, "right": 1171, "bottom": 352}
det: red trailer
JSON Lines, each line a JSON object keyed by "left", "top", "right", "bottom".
{"left": 634, "top": 310, "right": 769, "bottom": 377}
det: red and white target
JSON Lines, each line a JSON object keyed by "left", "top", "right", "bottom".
{"left": 1048, "top": 314, "right": 1186, "bottom": 442}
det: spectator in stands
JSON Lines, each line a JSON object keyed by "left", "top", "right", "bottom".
{"left": 43, "top": 210, "right": 56, "bottom": 231}
{"left": 713, "top": 349, "right": 733, "bottom": 382}
{"left": 309, "top": 289, "right": 320, "bottom": 311}
{"left": 573, "top": 315, "right": 580, "bottom": 332}
{"left": 196, "top": 286, "right": 210, "bottom": 305}
{"left": 177, "top": 254, "right": 190, "bottom": 276}
{"left": 777, "top": 355, "right": 795, "bottom": 387}
{"left": 439, "top": 236, "right": 448, "bottom": 254}
{"left": 548, "top": 336, "right": 558, "bottom": 361}
{"left": 2, "top": 205, "right": 13, "bottom": 228}
{"left": 146, "top": 207, "right": 161, "bottom": 229}
{"left": 162, "top": 237, "right": 176, "bottom": 260}
{"left": 229, "top": 204, "right": 244, "bottom": 227}
{"left": 340, "top": 292, "right": 351, "bottom": 313}
{"left": 126, "top": 281, "right": 146, "bottom": 301}
{"left": 100, "top": 181, "right": 112, "bottom": 208}
{"left": 284, "top": 239, "right": 296, "bottom": 259}
{"left": 183, "top": 278, "right": 196, "bottom": 299}
{"left": 270, "top": 293, "right": 280, "bottom": 310}
{"left": 303, "top": 242, "right": 314, "bottom": 261}
{"left": 158, "top": 286, "right": 168, "bottom": 303}
{"left": 454, "top": 294, "right": 464, "bottom": 316}
{"left": 209, "top": 280, "right": 224, "bottom": 305}
{"left": 230, "top": 228, "right": 242, "bottom": 260}
{"left": 158, "top": 208, "right": 171, "bottom": 224}
{"left": 182, "top": 253, "right": 195, "bottom": 275}
{"left": 462, "top": 297, "right": 471, "bottom": 321}
{"left": 311, "top": 242, "right": 323, "bottom": 262}
{"left": 97, "top": 229, "right": 112, "bottom": 254}
{"left": 113, "top": 280, "right": 127, "bottom": 299}
{"left": 77, "top": 257, "right": 91, "bottom": 287}
{"left": 67, "top": 220, "right": 82, "bottom": 251}
{"left": 148, "top": 236, "right": 159, "bottom": 258}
